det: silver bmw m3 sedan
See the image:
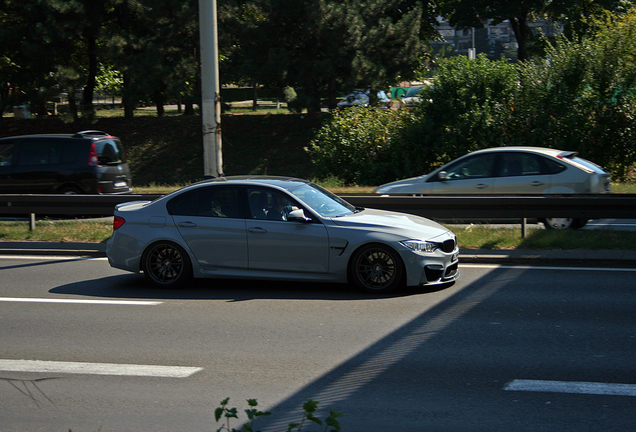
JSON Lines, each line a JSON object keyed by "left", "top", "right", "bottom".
{"left": 106, "top": 176, "right": 459, "bottom": 293}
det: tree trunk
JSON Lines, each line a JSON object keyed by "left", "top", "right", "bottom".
{"left": 509, "top": 15, "right": 529, "bottom": 61}
{"left": 122, "top": 72, "right": 135, "bottom": 119}
{"left": 82, "top": 33, "right": 98, "bottom": 113}
{"left": 252, "top": 83, "right": 258, "bottom": 111}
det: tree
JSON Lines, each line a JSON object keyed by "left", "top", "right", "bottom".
{"left": 0, "top": 0, "right": 118, "bottom": 119}
{"left": 439, "top": 0, "right": 550, "bottom": 61}
{"left": 234, "top": 0, "right": 438, "bottom": 113}
{"left": 438, "top": 0, "right": 634, "bottom": 61}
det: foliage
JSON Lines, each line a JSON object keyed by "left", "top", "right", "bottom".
{"left": 307, "top": 108, "right": 414, "bottom": 185}
{"left": 512, "top": 9, "right": 636, "bottom": 180}
{"left": 309, "top": 7, "right": 636, "bottom": 184}
{"left": 214, "top": 398, "right": 342, "bottom": 432}
{"left": 396, "top": 54, "right": 518, "bottom": 175}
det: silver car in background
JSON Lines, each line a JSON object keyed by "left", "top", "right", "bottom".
{"left": 107, "top": 176, "right": 459, "bottom": 293}
{"left": 374, "top": 147, "right": 612, "bottom": 229}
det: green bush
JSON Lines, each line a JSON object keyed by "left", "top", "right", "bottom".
{"left": 307, "top": 108, "right": 414, "bottom": 185}
{"left": 396, "top": 54, "right": 518, "bottom": 177}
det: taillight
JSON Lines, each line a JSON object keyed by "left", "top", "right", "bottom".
{"left": 88, "top": 143, "right": 99, "bottom": 166}
{"left": 113, "top": 216, "right": 126, "bottom": 230}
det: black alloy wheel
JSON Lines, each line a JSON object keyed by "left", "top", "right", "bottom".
{"left": 350, "top": 243, "right": 404, "bottom": 293}
{"left": 142, "top": 242, "right": 192, "bottom": 288}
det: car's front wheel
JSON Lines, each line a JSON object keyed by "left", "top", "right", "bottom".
{"left": 543, "top": 218, "right": 587, "bottom": 230}
{"left": 350, "top": 243, "right": 404, "bottom": 294}
{"left": 142, "top": 241, "right": 192, "bottom": 288}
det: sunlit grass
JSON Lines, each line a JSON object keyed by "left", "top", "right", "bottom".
{"left": 452, "top": 224, "right": 636, "bottom": 250}
{"left": 0, "top": 219, "right": 113, "bottom": 243}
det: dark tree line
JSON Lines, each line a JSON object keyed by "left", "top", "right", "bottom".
{"left": 1, "top": 0, "right": 631, "bottom": 119}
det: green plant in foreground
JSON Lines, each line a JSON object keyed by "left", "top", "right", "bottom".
{"left": 215, "top": 398, "right": 342, "bottom": 432}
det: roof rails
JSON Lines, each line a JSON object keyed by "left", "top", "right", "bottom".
{"left": 73, "top": 130, "right": 109, "bottom": 138}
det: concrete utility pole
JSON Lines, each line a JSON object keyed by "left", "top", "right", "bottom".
{"left": 198, "top": 0, "right": 223, "bottom": 178}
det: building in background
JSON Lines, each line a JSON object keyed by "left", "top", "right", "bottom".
{"left": 432, "top": 18, "right": 561, "bottom": 60}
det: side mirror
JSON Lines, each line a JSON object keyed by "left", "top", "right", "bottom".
{"left": 437, "top": 171, "right": 448, "bottom": 181}
{"left": 287, "top": 209, "right": 312, "bottom": 222}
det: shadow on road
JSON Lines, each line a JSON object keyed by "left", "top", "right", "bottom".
{"left": 49, "top": 273, "right": 454, "bottom": 302}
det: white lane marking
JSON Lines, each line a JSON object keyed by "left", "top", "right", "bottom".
{"left": 0, "top": 297, "right": 161, "bottom": 306}
{"left": 504, "top": 379, "right": 636, "bottom": 397}
{"left": 0, "top": 255, "right": 107, "bottom": 261}
{"left": 461, "top": 264, "right": 636, "bottom": 272}
{"left": 0, "top": 359, "right": 202, "bottom": 378}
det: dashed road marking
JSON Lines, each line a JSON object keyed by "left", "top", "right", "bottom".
{"left": 0, "top": 297, "right": 161, "bottom": 305}
{"left": 0, "top": 359, "right": 202, "bottom": 378}
{"left": 504, "top": 379, "right": 636, "bottom": 397}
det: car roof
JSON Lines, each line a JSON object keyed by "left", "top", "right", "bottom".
{"left": 187, "top": 175, "right": 311, "bottom": 191}
{"left": 469, "top": 146, "right": 576, "bottom": 158}
{"left": 0, "top": 131, "right": 118, "bottom": 141}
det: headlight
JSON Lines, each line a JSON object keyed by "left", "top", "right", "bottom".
{"left": 400, "top": 239, "right": 439, "bottom": 253}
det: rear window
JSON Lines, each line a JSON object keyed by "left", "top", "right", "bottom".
{"left": 96, "top": 139, "right": 126, "bottom": 164}
{"left": 570, "top": 156, "right": 606, "bottom": 174}
{"left": 558, "top": 155, "right": 606, "bottom": 174}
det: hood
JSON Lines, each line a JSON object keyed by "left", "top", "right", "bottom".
{"left": 330, "top": 208, "right": 453, "bottom": 241}
{"left": 372, "top": 176, "right": 427, "bottom": 194}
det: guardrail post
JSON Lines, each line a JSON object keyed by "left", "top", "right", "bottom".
{"left": 521, "top": 218, "right": 527, "bottom": 238}
{"left": 29, "top": 213, "right": 36, "bottom": 231}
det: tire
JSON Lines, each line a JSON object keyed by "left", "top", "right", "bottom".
{"left": 59, "top": 186, "right": 83, "bottom": 194}
{"left": 543, "top": 218, "right": 588, "bottom": 230}
{"left": 142, "top": 242, "right": 192, "bottom": 288}
{"left": 350, "top": 243, "right": 404, "bottom": 294}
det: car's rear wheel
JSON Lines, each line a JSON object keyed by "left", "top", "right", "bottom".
{"left": 59, "top": 186, "right": 83, "bottom": 194}
{"left": 350, "top": 243, "right": 404, "bottom": 293}
{"left": 543, "top": 218, "right": 587, "bottom": 230}
{"left": 142, "top": 241, "right": 192, "bottom": 288}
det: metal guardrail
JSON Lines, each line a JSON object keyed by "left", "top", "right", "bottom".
{"left": 1, "top": 193, "right": 635, "bottom": 220}
{"left": 343, "top": 194, "right": 636, "bottom": 220}
{"left": 0, "top": 194, "right": 163, "bottom": 217}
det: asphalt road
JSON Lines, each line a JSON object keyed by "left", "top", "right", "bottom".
{"left": 1, "top": 256, "right": 635, "bottom": 431}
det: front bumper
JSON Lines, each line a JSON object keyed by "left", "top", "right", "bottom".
{"left": 402, "top": 248, "right": 460, "bottom": 286}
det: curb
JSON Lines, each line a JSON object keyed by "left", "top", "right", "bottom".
{"left": 0, "top": 242, "right": 106, "bottom": 258}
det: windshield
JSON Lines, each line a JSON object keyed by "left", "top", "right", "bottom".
{"left": 288, "top": 183, "right": 356, "bottom": 217}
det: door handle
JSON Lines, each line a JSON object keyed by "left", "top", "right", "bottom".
{"left": 178, "top": 221, "right": 197, "bottom": 227}
{"left": 475, "top": 183, "right": 489, "bottom": 189}
{"left": 531, "top": 181, "right": 544, "bottom": 187}
{"left": 248, "top": 227, "right": 267, "bottom": 233}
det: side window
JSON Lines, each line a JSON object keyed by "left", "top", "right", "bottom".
{"left": 247, "top": 188, "right": 299, "bottom": 221}
{"left": 198, "top": 187, "right": 241, "bottom": 218}
{"left": 498, "top": 153, "right": 541, "bottom": 176}
{"left": 443, "top": 154, "right": 496, "bottom": 180}
{"left": 0, "top": 143, "right": 14, "bottom": 166}
{"left": 168, "top": 187, "right": 242, "bottom": 218}
{"left": 17, "top": 142, "right": 50, "bottom": 166}
{"left": 168, "top": 190, "right": 198, "bottom": 216}
{"left": 541, "top": 156, "right": 566, "bottom": 174}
